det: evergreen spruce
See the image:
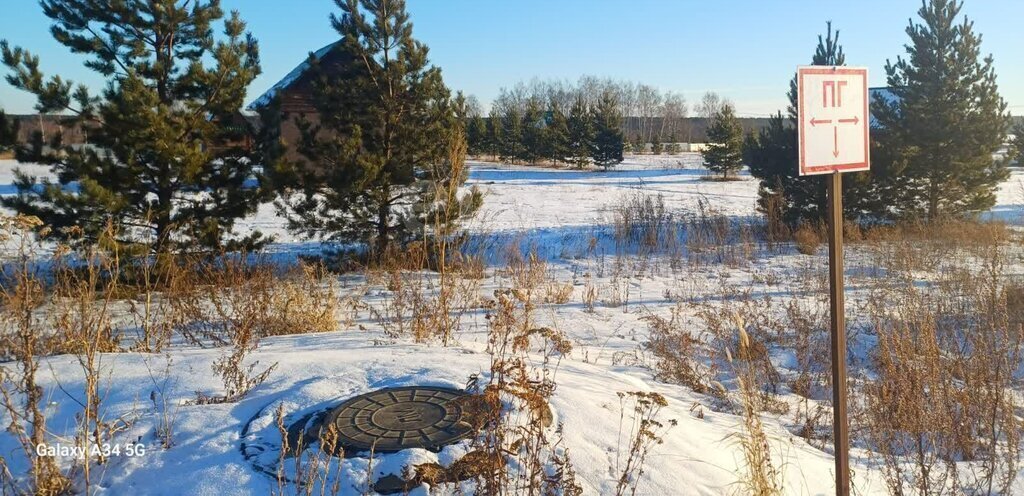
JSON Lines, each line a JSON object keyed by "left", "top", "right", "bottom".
{"left": 1, "top": 1, "right": 264, "bottom": 253}
{"left": 452, "top": 91, "right": 468, "bottom": 118}
{"left": 566, "top": 95, "right": 593, "bottom": 169}
{"left": 873, "top": 0, "right": 1010, "bottom": 219}
{"left": 746, "top": 22, "right": 867, "bottom": 223}
{"left": 500, "top": 107, "right": 523, "bottom": 163}
{"left": 590, "top": 91, "right": 624, "bottom": 170}
{"left": 0, "top": 110, "right": 18, "bottom": 153}
{"left": 651, "top": 134, "right": 663, "bottom": 155}
{"left": 487, "top": 113, "right": 503, "bottom": 160}
{"left": 633, "top": 135, "right": 645, "bottom": 155}
{"left": 520, "top": 98, "right": 544, "bottom": 164}
{"left": 666, "top": 133, "right": 681, "bottom": 155}
{"left": 1013, "top": 121, "right": 1024, "bottom": 164}
{"left": 702, "top": 104, "right": 744, "bottom": 179}
{"left": 467, "top": 114, "right": 488, "bottom": 157}
{"left": 544, "top": 98, "right": 570, "bottom": 164}
{"left": 269, "top": 0, "right": 480, "bottom": 255}
{"left": 742, "top": 131, "right": 759, "bottom": 171}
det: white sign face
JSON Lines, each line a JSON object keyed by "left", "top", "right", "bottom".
{"left": 797, "top": 66, "right": 870, "bottom": 176}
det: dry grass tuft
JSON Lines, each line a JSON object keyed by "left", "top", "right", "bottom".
{"left": 728, "top": 318, "right": 784, "bottom": 496}
{"left": 459, "top": 251, "right": 585, "bottom": 496}
{"left": 861, "top": 246, "right": 1023, "bottom": 495}
{"left": 613, "top": 191, "right": 678, "bottom": 256}
{"left": 543, "top": 280, "right": 574, "bottom": 304}
{"left": 0, "top": 215, "right": 71, "bottom": 495}
{"left": 792, "top": 223, "right": 821, "bottom": 256}
{"left": 684, "top": 198, "right": 757, "bottom": 268}
{"left": 614, "top": 391, "right": 676, "bottom": 496}
{"left": 173, "top": 256, "right": 317, "bottom": 403}
{"left": 260, "top": 263, "right": 338, "bottom": 337}
{"left": 643, "top": 304, "right": 714, "bottom": 394}
{"left": 273, "top": 403, "right": 343, "bottom": 496}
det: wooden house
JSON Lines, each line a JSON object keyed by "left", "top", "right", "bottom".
{"left": 247, "top": 41, "right": 357, "bottom": 160}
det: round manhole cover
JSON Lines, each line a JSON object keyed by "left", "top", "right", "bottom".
{"left": 327, "top": 386, "right": 475, "bottom": 454}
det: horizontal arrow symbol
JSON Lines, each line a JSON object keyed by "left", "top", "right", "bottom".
{"left": 810, "top": 117, "right": 832, "bottom": 127}
{"left": 838, "top": 116, "right": 859, "bottom": 125}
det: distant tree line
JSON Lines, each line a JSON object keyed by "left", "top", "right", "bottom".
{"left": 465, "top": 82, "right": 623, "bottom": 168}
{"left": 485, "top": 77, "right": 690, "bottom": 142}
{"left": 466, "top": 77, "right": 779, "bottom": 164}
{"left": 465, "top": 77, "right": 697, "bottom": 166}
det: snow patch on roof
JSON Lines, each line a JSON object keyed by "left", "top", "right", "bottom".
{"left": 247, "top": 41, "right": 340, "bottom": 111}
{"left": 869, "top": 87, "right": 898, "bottom": 106}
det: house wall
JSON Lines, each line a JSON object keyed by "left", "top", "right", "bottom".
{"left": 258, "top": 46, "right": 357, "bottom": 165}
{"left": 13, "top": 115, "right": 91, "bottom": 146}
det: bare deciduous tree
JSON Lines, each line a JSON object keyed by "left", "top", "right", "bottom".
{"left": 637, "top": 84, "right": 662, "bottom": 142}
{"left": 660, "top": 91, "right": 688, "bottom": 141}
{"left": 696, "top": 91, "right": 724, "bottom": 121}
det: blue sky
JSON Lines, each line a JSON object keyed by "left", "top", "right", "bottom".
{"left": 1, "top": 0, "right": 1022, "bottom": 117}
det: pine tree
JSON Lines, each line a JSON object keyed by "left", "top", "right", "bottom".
{"left": 487, "top": 113, "right": 503, "bottom": 160}
{"left": 651, "top": 134, "right": 663, "bottom": 155}
{"left": 520, "top": 98, "right": 544, "bottom": 164}
{"left": 667, "top": 139, "right": 682, "bottom": 155}
{"left": 544, "top": 98, "right": 570, "bottom": 165}
{"left": 0, "top": 110, "right": 18, "bottom": 153}
{"left": 590, "top": 91, "right": 624, "bottom": 170}
{"left": 702, "top": 104, "right": 744, "bottom": 179}
{"left": 746, "top": 22, "right": 871, "bottom": 223}
{"left": 467, "top": 114, "right": 488, "bottom": 157}
{"left": 742, "top": 131, "right": 759, "bottom": 171}
{"left": 269, "top": 0, "right": 480, "bottom": 255}
{"left": 633, "top": 135, "right": 645, "bottom": 155}
{"left": 500, "top": 107, "right": 523, "bottom": 163}
{"left": 566, "top": 95, "right": 593, "bottom": 169}
{"left": 455, "top": 91, "right": 488, "bottom": 159}
{"left": 1013, "top": 121, "right": 1024, "bottom": 164}
{"left": 1, "top": 1, "right": 263, "bottom": 253}
{"left": 873, "top": 0, "right": 1010, "bottom": 219}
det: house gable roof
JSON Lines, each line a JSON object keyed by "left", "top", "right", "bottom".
{"left": 247, "top": 41, "right": 341, "bottom": 111}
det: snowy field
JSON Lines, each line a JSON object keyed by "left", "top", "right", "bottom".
{"left": 0, "top": 155, "right": 1023, "bottom": 495}
{"left": 3, "top": 154, "right": 1021, "bottom": 251}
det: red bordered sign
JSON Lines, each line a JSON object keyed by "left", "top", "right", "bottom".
{"left": 797, "top": 66, "right": 870, "bottom": 176}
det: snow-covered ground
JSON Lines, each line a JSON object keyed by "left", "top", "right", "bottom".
{"left": 464, "top": 155, "right": 759, "bottom": 231}
{"left": 3, "top": 155, "right": 1020, "bottom": 249}
{"left": 0, "top": 155, "right": 1023, "bottom": 495}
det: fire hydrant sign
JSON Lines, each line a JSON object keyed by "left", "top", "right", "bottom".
{"left": 797, "top": 66, "right": 870, "bottom": 175}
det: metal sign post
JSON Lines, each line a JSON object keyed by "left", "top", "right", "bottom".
{"left": 797, "top": 65, "right": 870, "bottom": 496}
{"left": 827, "top": 171, "right": 849, "bottom": 495}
